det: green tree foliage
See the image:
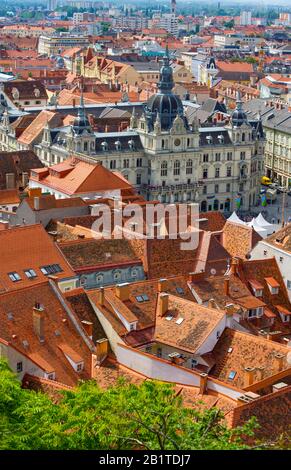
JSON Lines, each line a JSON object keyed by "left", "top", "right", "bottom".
{"left": 0, "top": 359, "right": 287, "bottom": 450}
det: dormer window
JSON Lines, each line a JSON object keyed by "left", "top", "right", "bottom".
{"left": 115, "top": 140, "right": 121, "bottom": 151}
{"left": 249, "top": 280, "right": 263, "bottom": 297}
{"left": 276, "top": 305, "right": 291, "bottom": 323}
{"left": 265, "top": 277, "right": 279, "bottom": 295}
{"left": 101, "top": 141, "right": 108, "bottom": 151}
{"left": 76, "top": 363, "right": 84, "bottom": 372}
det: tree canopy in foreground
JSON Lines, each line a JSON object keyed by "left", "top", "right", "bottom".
{"left": 0, "top": 359, "right": 288, "bottom": 450}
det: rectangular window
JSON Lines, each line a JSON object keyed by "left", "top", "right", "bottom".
{"left": 226, "top": 183, "right": 231, "bottom": 192}
{"left": 203, "top": 154, "right": 209, "bottom": 163}
{"left": 203, "top": 185, "right": 207, "bottom": 194}
{"left": 203, "top": 169, "right": 208, "bottom": 179}
{"left": 136, "top": 174, "right": 141, "bottom": 185}
{"left": 24, "top": 269, "right": 37, "bottom": 279}
{"left": 136, "top": 158, "right": 142, "bottom": 167}
{"left": 215, "top": 168, "right": 220, "bottom": 178}
{"left": 40, "top": 264, "right": 63, "bottom": 275}
{"left": 16, "top": 362, "right": 23, "bottom": 373}
{"left": 227, "top": 152, "right": 232, "bottom": 161}
{"left": 215, "top": 184, "right": 219, "bottom": 193}
{"left": 8, "top": 272, "right": 21, "bottom": 282}
{"left": 215, "top": 153, "right": 221, "bottom": 162}
{"left": 227, "top": 167, "right": 232, "bottom": 177}
{"left": 123, "top": 159, "right": 129, "bottom": 168}
{"left": 287, "top": 280, "right": 291, "bottom": 290}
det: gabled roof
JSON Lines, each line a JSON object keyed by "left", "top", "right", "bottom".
{"left": 154, "top": 294, "right": 225, "bottom": 354}
{"left": 25, "top": 194, "right": 87, "bottom": 211}
{"left": 0, "top": 281, "right": 92, "bottom": 386}
{"left": 0, "top": 150, "right": 43, "bottom": 190}
{"left": 18, "top": 110, "right": 62, "bottom": 146}
{"left": 211, "top": 328, "right": 290, "bottom": 389}
{"left": 88, "top": 276, "right": 197, "bottom": 341}
{"left": 0, "top": 224, "right": 75, "bottom": 292}
{"left": 264, "top": 223, "right": 291, "bottom": 254}
{"left": 222, "top": 221, "right": 262, "bottom": 259}
{"left": 0, "top": 188, "right": 20, "bottom": 205}
{"left": 30, "top": 158, "right": 132, "bottom": 196}
{"left": 3, "top": 79, "right": 47, "bottom": 102}
{"left": 58, "top": 238, "right": 142, "bottom": 270}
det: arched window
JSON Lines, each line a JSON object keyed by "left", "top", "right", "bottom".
{"left": 113, "top": 271, "right": 122, "bottom": 282}
{"left": 110, "top": 160, "right": 116, "bottom": 170}
{"left": 161, "top": 139, "right": 165, "bottom": 149}
{"left": 242, "top": 133, "right": 245, "bottom": 142}
{"left": 173, "top": 160, "right": 180, "bottom": 176}
{"left": 201, "top": 200, "right": 207, "bottom": 212}
{"left": 186, "top": 159, "right": 193, "bottom": 174}
{"left": 161, "top": 161, "right": 167, "bottom": 176}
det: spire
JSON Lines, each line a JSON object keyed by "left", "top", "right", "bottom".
{"left": 78, "top": 80, "right": 85, "bottom": 120}
{"left": 235, "top": 90, "right": 243, "bottom": 111}
{"left": 158, "top": 45, "right": 174, "bottom": 94}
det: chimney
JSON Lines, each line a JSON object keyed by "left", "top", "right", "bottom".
{"left": 157, "top": 293, "right": 169, "bottom": 317}
{"left": 208, "top": 298, "right": 217, "bottom": 309}
{"left": 115, "top": 283, "right": 130, "bottom": 301}
{"left": 34, "top": 197, "right": 40, "bottom": 211}
{"left": 81, "top": 320, "right": 93, "bottom": 339}
{"left": 97, "top": 287, "right": 105, "bottom": 306}
{"left": 96, "top": 338, "right": 109, "bottom": 365}
{"left": 274, "top": 353, "right": 285, "bottom": 372}
{"left": 229, "top": 257, "right": 239, "bottom": 275}
{"left": 158, "top": 278, "right": 168, "bottom": 293}
{"left": 244, "top": 366, "right": 255, "bottom": 387}
{"left": 257, "top": 366, "right": 265, "bottom": 381}
{"left": 33, "top": 304, "right": 45, "bottom": 340}
{"left": 0, "top": 220, "right": 9, "bottom": 230}
{"left": 224, "top": 278, "right": 230, "bottom": 296}
{"left": 199, "top": 372, "right": 208, "bottom": 395}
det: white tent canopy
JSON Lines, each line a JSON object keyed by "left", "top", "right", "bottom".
{"left": 227, "top": 211, "right": 246, "bottom": 225}
{"left": 248, "top": 218, "right": 268, "bottom": 236}
{"left": 255, "top": 213, "right": 274, "bottom": 228}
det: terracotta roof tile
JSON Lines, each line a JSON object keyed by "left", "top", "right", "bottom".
{"left": 0, "top": 281, "right": 92, "bottom": 386}
{"left": 30, "top": 158, "right": 132, "bottom": 196}
{"left": 0, "top": 224, "right": 75, "bottom": 292}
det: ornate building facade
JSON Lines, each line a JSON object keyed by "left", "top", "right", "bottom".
{"left": 0, "top": 50, "right": 265, "bottom": 212}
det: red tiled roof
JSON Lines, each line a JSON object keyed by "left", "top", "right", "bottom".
{"left": 0, "top": 224, "right": 75, "bottom": 292}
{"left": 30, "top": 158, "right": 132, "bottom": 196}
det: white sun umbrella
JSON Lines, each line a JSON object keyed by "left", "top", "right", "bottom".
{"left": 227, "top": 211, "right": 246, "bottom": 225}
{"left": 255, "top": 213, "right": 273, "bottom": 228}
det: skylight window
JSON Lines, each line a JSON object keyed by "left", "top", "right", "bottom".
{"left": 24, "top": 268, "right": 37, "bottom": 279}
{"left": 228, "top": 371, "right": 236, "bottom": 380}
{"left": 176, "top": 287, "right": 185, "bottom": 295}
{"left": 40, "top": 264, "right": 63, "bottom": 275}
{"left": 135, "top": 294, "right": 149, "bottom": 303}
{"left": 165, "top": 315, "right": 173, "bottom": 321}
{"left": 8, "top": 272, "right": 21, "bottom": 282}
{"left": 176, "top": 317, "right": 184, "bottom": 325}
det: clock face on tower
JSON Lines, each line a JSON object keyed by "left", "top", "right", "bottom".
{"left": 174, "top": 138, "right": 181, "bottom": 147}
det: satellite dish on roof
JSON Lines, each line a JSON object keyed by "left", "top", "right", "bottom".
{"left": 210, "top": 268, "right": 216, "bottom": 275}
